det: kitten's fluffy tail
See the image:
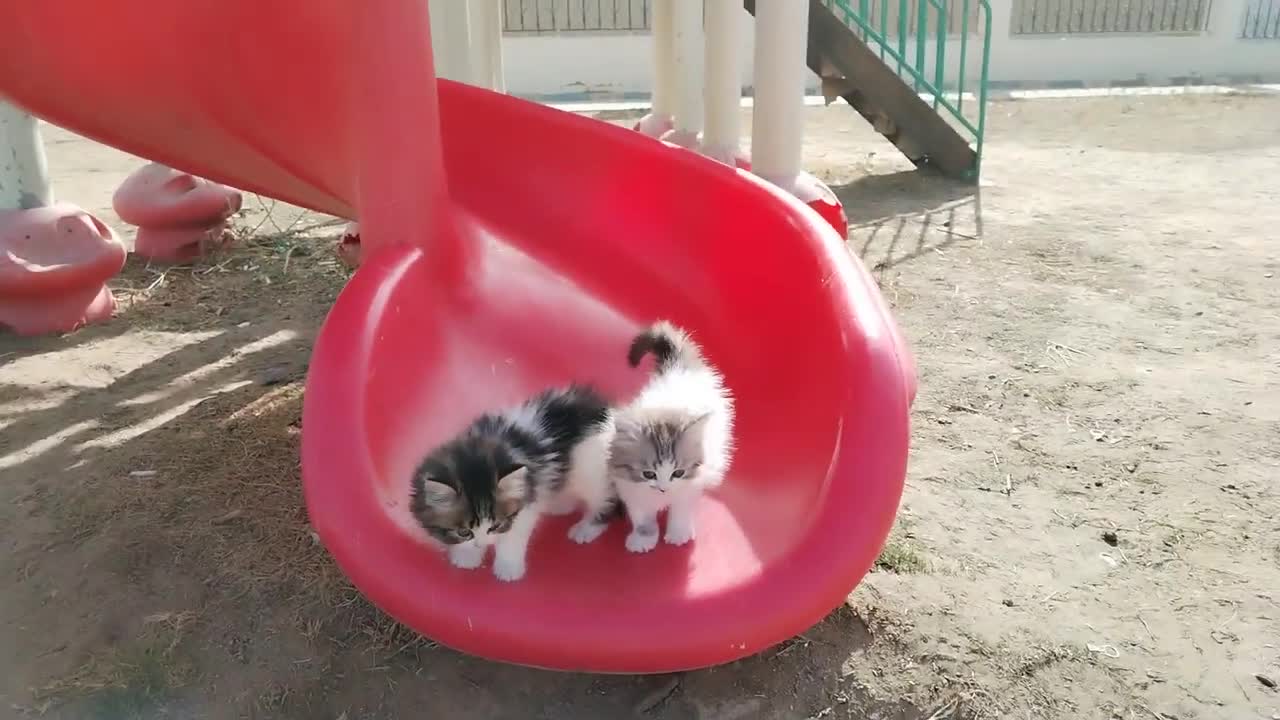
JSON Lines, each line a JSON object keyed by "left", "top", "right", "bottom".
{"left": 627, "top": 321, "right": 706, "bottom": 374}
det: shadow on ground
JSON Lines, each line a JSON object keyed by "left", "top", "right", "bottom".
{"left": 833, "top": 170, "right": 983, "bottom": 274}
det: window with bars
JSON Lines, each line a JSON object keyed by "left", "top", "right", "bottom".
{"left": 1011, "top": 0, "right": 1214, "bottom": 34}
{"left": 1241, "top": 0, "right": 1280, "bottom": 37}
{"left": 502, "top": 0, "right": 652, "bottom": 34}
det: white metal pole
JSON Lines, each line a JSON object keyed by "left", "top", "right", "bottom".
{"left": 702, "top": 0, "right": 743, "bottom": 164}
{"left": 487, "top": 0, "right": 505, "bottom": 92}
{"left": 667, "top": 0, "right": 706, "bottom": 147}
{"left": 637, "top": 0, "right": 677, "bottom": 136}
{"left": 468, "top": 0, "right": 505, "bottom": 92}
{"left": 429, "top": 0, "right": 474, "bottom": 83}
{"left": 652, "top": 0, "right": 676, "bottom": 118}
{"left": 751, "top": 0, "right": 810, "bottom": 192}
{"left": 0, "top": 101, "right": 53, "bottom": 210}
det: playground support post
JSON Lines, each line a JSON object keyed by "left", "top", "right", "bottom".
{"left": 0, "top": 102, "right": 54, "bottom": 211}
{"left": 750, "top": 0, "right": 810, "bottom": 192}
{"left": 703, "top": 0, "right": 744, "bottom": 164}
{"left": 467, "top": 0, "right": 505, "bottom": 92}
{"left": 667, "top": 0, "right": 706, "bottom": 148}
{"left": 637, "top": 0, "right": 678, "bottom": 138}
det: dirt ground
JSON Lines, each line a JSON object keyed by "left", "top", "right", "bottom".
{"left": 2, "top": 93, "right": 1278, "bottom": 720}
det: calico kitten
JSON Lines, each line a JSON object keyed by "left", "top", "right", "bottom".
{"left": 409, "top": 385, "right": 616, "bottom": 581}
{"left": 610, "top": 322, "right": 734, "bottom": 553}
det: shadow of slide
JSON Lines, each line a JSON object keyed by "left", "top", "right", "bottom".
{"left": 832, "top": 170, "right": 984, "bottom": 274}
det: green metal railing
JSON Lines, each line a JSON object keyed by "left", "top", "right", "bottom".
{"left": 824, "top": 0, "right": 992, "bottom": 179}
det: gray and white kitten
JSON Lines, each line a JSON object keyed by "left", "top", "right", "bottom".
{"left": 610, "top": 321, "right": 734, "bottom": 553}
{"left": 409, "top": 385, "right": 617, "bottom": 581}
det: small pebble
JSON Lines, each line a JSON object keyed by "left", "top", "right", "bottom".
{"left": 1002, "top": 599, "right": 1015, "bottom": 607}
{"left": 257, "top": 365, "right": 291, "bottom": 386}
{"left": 1257, "top": 673, "right": 1276, "bottom": 689}
{"left": 1102, "top": 530, "right": 1119, "bottom": 547}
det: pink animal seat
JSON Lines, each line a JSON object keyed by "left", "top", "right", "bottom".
{"left": 0, "top": 203, "right": 127, "bottom": 335}
{"left": 113, "top": 163, "right": 242, "bottom": 262}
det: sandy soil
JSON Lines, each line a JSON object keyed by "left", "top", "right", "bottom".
{"left": 2, "top": 93, "right": 1278, "bottom": 720}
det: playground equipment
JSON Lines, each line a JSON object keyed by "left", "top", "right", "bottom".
{"left": 113, "top": 163, "right": 243, "bottom": 263}
{"left": 783, "top": 0, "right": 993, "bottom": 181}
{"left": 337, "top": 221, "right": 363, "bottom": 268}
{"left": 0, "top": 101, "right": 126, "bottom": 335}
{"left": 0, "top": 0, "right": 914, "bottom": 672}
{"left": 432, "top": 0, "right": 846, "bottom": 237}
{"left": 338, "top": 0, "right": 508, "bottom": 269}
{"left": 1, "top": 100, "right": 243, "bottom": 334}
{"left": 633, "top": 0, "right": 848, "bottom": 235}
{"left": 429, "top": 0, "right": 506, "bottom": 92}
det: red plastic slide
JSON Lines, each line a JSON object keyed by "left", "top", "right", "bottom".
{"left": 0, "top": 0, "right": 915, "bottom": 672}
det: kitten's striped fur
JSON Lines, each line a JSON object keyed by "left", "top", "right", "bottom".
{"left": 410, "top": 385, "right": 616, "bottom": 581}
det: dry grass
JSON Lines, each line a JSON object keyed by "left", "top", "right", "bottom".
{"left": 35, "top": 612, "right": 198, "bottom": 715}
{"left": 52, "top": 381, "right": 347, "bottom": 608}
{"left": 105, "top": 202, "right": 351, "bottom": 333}
{"left": 874, "top": 537, "right": 929, "bottom": 574}
{"left": 44, "top": 203, "right": 351, "bottom": 607}
{"left": 57, "top": 380, "right": 420, "bottom": 638}
{"left": 22, "top": 206, "right": 427, "bottom": 711}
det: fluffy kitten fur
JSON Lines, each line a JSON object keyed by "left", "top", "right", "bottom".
{"left": 409, "top": 385, "right": 616, "bottom": 581}
{"left": 610, "top": 322, "right": 734, "bottom": 553}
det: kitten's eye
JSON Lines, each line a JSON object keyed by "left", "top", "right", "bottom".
{"left": 455, "top": 528, "right": 473, "bottom": 539}
{"left": 492, "top": 517, "right": 514, "bottom": 533}
{"left": 642, "top": 470, "right": 657, "bottom": 480}
{"left": 672, "top": 469, "right": 686, "bottom": 478}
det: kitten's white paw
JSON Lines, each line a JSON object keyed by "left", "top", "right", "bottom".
{"left": 543, "top": 494, "right": 578, "bottom": 516}
{"left": 568, "top": 520, "right": 607, "bottom": 544}
{"left": 626, "top": 529, "right": 659, "bottom": 553}
{"left": 665, "top": 522, "right": 696, "bottom": 546}
{"left": 492, "top": 554, "right": 526, "bottom": 582}
{"left": 449, "top": 544, "right": 485, "bottom": 570}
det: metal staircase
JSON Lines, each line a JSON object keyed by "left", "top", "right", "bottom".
{"left": 746, "top": 0, "right": 992, "bottom": 181}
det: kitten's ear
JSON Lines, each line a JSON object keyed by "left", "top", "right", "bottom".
{"left": 415, "top": 475, "right": 458, "bottom": 506}
{"left": 495, "top": 463, "right": 528, "bottom": 502}
{"left": 676, "top": 412, "right": 714, "bottom": 454}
